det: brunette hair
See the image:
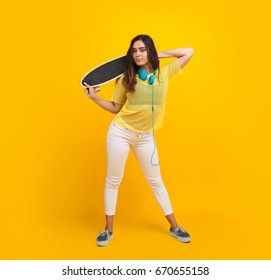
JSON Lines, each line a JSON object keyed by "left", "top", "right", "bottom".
{"left": 122, "top": 34, "right": 160, "bottom": 92}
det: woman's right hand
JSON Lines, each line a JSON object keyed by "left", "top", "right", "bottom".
{"left": 83, "top": 83, "right": 100, "bottom": 100}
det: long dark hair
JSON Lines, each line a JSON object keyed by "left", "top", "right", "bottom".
{"left": 122, "top": 34, "right": 160, "bottom": 92}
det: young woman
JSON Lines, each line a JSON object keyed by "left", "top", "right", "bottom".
{"left": 84, "top": 34, "right": 194, "bottom": 246}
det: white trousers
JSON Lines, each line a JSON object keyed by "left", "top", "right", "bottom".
{"left": 104, "top": 122, "right": 173, "bottom": 216}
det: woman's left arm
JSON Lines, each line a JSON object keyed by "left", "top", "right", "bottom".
{"left": 158, "top": 48, "right": 194, "bottom": 68}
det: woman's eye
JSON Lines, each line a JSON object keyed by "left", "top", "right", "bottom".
{"left": 132, "top": 48, "right": 146, "bottom": 53}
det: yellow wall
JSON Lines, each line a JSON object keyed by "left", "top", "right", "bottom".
{"left": 1, "top": 0, "right": 270, "bottom": 259}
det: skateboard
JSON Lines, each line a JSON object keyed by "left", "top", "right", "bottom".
{"left": 81, "top": 55, "right": 126, "bottom": 88}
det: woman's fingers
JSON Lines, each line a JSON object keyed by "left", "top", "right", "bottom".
{"left": 83, "top": 82, "right": 90, "bottom": 87}
{"left": 83, "top": 83, "right": 101, "bottom": 95}
{"left": 83, "top": 82, "right": 93, "bottom": 94}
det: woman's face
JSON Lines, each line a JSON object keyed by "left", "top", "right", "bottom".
{"left": 132, "top": 40, "right": 149, "bottom": 67}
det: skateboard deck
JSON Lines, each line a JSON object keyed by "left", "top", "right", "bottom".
{"left": 81, "top": 55, "right": 126, "bottom": 87}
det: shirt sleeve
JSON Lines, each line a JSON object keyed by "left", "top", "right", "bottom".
{"left": 111, "top": 76, "right": 127, "bottom": 104}
{"left": 161, "top": 58, "right": 183, "bottom": 80}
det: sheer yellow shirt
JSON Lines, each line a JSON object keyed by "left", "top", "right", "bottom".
{"left": 112, "top": 59, "right": 183, "bottom": 133}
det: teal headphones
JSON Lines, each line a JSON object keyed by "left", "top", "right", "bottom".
{"left": 138, "top": 69, "right": 157, "bottom": 85}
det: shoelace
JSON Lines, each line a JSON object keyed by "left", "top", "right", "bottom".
{"left": 101, "top": 230, "right": 107, "bottom": 236}
{"left": 98, "top": 230, "right": 110, "bottom": 238}
{"left": 173, "top": 227, "right": 185, "bottom": 234}
{"left": 99, "top": 230, "right": 109, "bottom": 236}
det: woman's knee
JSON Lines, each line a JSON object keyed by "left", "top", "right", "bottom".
{"left": 146, "top": 175, "right": 164, "bottom": 189}
{"left": 105, "top": 174, "right": 123, "bottom": 189}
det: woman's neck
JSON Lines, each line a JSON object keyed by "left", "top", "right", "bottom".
{"left": 140, "top": 63, "right": 153, "bottom": 74}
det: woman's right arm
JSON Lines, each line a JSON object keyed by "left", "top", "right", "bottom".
{"left": 83, "top": 83, "right": 123, "bottom": 114}
{"left": 158, "top": 48, "right": 194, "bottom": 69}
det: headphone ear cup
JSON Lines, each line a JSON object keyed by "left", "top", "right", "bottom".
{"left": 138, "top": 69, "right": 148, "bottom": 81}
{"left": 148, "top": 69, "right": 157, "bottom": 85}
{"left": 148, "top": 75, "right": 155, "bottom": 85}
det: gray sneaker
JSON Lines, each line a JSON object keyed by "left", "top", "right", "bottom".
{"left": 96, "top": 230, "right": 113, "bottom": 246}
{"left": 170, "top": 226, "right": 191, "bottom": 243}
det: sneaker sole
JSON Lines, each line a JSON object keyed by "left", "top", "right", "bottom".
{"left": 170, "top": 232, "right": 191, "bottom": 243}
{"left": 96, "top": 233, "right": 113, "bottom": 247}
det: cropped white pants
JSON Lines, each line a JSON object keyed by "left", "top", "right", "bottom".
{"left": 104, "top": 122, "right": 173, "bottom": 216}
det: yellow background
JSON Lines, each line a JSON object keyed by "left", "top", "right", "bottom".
{"left": 0, "top": 0, "right": 270, "bottom": 259}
